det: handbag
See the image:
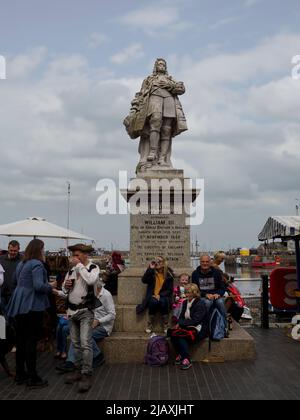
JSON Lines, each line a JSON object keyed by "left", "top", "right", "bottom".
{"left": 169, "top": 326, "right": 198, "bottom": 341}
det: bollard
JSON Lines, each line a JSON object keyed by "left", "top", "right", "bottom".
{"left": 261, "top": 275, "right": 269, "bottom": 329}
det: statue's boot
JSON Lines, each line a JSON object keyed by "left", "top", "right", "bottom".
{"left": 147, "top": 130, "right": 160, "bottom": 162}
{"left": 158, "top": 139, "right": 171, "bottom": 167}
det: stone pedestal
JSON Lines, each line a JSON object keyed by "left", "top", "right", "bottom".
{"left": 125, "top": 169, "right": 197, "bottom": 270}
{"left": 104, "top": 169, "right": 256, "bottom": 364}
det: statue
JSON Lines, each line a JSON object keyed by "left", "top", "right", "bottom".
{"left": 124, "top": 58, "right": 188, "bottom": 174}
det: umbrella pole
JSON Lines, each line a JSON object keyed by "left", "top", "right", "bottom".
{"left": 295, "top": 237, "right": 300, "bottom": 313}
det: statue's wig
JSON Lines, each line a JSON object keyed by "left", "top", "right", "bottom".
{"left": 153, "top": 58, "right": 168, "bottom": 75}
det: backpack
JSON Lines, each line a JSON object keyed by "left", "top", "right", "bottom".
{"left": 209, "top": 308, "right": 226, "bottom": 342}
{"left": 145, "top": 336, "right": 169, "bottom": 367}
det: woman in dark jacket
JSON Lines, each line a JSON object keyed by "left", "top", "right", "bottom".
{"left": 7, "top": 239, "right": 55, "bottom": 388}
{"left": 171, "top": 283, "right": 208, "bottom": 370}
{"left": 139, "top": 256, "right": 174, "bottom": 334}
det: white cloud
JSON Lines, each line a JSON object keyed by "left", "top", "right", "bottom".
{"left": 1, "top": 31, "right": 300, "bottom": 248}
{"left": 209, "top": 17, "right": 239, "bottom": 30}
{"left": 110, "top": 43, "right": 144, "bottom": 65}
{"left": 119, "top": 3, "right": 191, "bottom": 37}
{"left": 8, "top": 47, "right": 47, "bottom": 79}
{"left": 244, "top": 0, "right": 262, "bottom": 7}
{"left": 88, "top": 33, "right": 109, "bottom": 48}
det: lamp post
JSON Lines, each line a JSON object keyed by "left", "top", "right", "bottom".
{"left": 66, "top": 182, "right": 71, "bottom": 255}
{"left": 296, "top": 199, "right": 300, "bottom": 216}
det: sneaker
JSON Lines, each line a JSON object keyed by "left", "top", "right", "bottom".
{"left": 180, "top": 359, "right": 192, "bottom": 370}
{"left": 55, "top": 361, "right": 75, "bottom": 374}
{"left": 78, "top": 374, "right": 92, "bottom": 394}
{"left": 64, "top": 371, "right": 82, "bottom": 385}
{"left": 27, "top": 377, "right": 49, "bottom": 390}
{"left": 174, "top": 355, "right": 182, "bottom": 366}
{"left": 145, "top": 324, "right": 153, "bottom": 334}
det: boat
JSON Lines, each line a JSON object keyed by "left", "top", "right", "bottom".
{"left": 251, "top": 256, "right": 281, "bottom": 269}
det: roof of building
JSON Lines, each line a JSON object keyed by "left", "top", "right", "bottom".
{"left": 258, "top": 216, "right": 300, "bottom": 241}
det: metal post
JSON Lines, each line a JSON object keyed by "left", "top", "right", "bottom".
{"left": 295, "top": 237, "right": 300, "bottom": 313}
{"left": 261, "top": 274, "right": 270, "bottom": 329}
{"left": 66, "top": 182, "right": 71, "bottom": 255}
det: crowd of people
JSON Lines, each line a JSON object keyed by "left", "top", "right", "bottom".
{"left": 0, "top": 241, "right": 245, "bottom": 392}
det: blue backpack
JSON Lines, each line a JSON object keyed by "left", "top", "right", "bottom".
{"left": 145, "top": 336, "right": 169, "bottom": 367}
{"left": 209, "top": 308, "right": 226, "bottom": 342}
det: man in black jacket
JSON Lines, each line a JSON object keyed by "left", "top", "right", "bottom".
{"left": 0, "top": 241, "right": 22, "bottom": 310}
{"left": 192, "top": 254, "right": 227, "bottom": 320}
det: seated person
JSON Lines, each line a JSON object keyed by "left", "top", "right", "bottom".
{"left": 170, "top": 284, "right": 208, "bottom": 370}
{"left": 56, "top": 279, "right": 116, "bottom": 373}
{"left": 55, "top": 315, "right": 69, "bottom": 360}
{"left": 212, "top": 251, "right": 226, "bottom": 271}
{"left": 138, "top": 257, "right": 174, "bottom": 335}
{"left": 172, "top": 273, "right": 190, "bottom": 324}
{"left": 192, "top": 254, "right": 227, "bottom": 320}
{"left": 223, "top": 273, "right": 245, "bottom": 323}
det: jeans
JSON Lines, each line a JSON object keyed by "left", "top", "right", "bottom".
{"left": 69, "top": 309, "right": 94, "bottom": 375}
{"left": 171, "top": 329, "right": 207, "bottom": 361}
{"left": 68, "top": 325, "right": 108, "bottom": 364}
{"left": 148, "top": 297, "right": 170, "bottom": 316}
{"left": 15, "top": 311, "right": 44, "bottom": 380}
{"left": 56, "top": 320, "right": 70, "bottom": 354}
{"left": 202, "top": 297, "right": 227, "bottom": 320}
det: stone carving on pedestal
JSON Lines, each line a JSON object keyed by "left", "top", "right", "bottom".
{"left": 123, "top": 58, "right": 188, "bottom": 174}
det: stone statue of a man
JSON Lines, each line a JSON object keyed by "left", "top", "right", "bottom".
{"left": 124, "top": 58, "right": 188, "bottom": 173}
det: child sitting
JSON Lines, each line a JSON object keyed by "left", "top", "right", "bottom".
{"left": 172, "top": 273, "right": 190, "bottom": 324}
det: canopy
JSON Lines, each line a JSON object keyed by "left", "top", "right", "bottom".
{"left": 258, "top": 216, "right": 300, "bottom": 241}
{"left": 0, "top": 217, "right": 93, "bottom": 241}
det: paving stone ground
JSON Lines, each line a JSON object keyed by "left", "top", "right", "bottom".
{"left": 0, "top": 328, "right": 299, "bottom": 400}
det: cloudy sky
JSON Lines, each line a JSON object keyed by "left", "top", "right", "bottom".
{"left": 0, "top": 0, "right": 300, "bottom": 251}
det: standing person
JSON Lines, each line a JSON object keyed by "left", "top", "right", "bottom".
{"left": 104, "top": 251, "right": 125, "bottom": 295}
{"left": 170, "top": 284, "right": 208, "bottom": 370}
{"left": 0, "top": 241, "right": 22, "bottom": 310}
{"left": 7, "top": 239, "right": 56, "bottom": 389}
{"left": 137, "top": 257, "right": 174, "bottom": 334}
{"left": 62, "top": 244, "right": 100, "bottom": 394}
{"left": 57, "top": 278, "right": 116, "bottom": 373}
{"left": 192, "top": 254, "right": 227, "bottom": 320}
{"left": 0, "top": 264, "right": 4, "bottom": 311}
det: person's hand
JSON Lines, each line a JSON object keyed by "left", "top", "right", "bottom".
{"left": 70, "top": 257, "right": 81, "bottom": 266}
{"left": 65, "top": 278, "right": 74, "bottom": 290}
{"left": 206, "top": 294, "right": 215, "bottom": 301}
{"left": 172, "top": 324, "right": 180, "bottom": 329}
{"left": 175, "top": 296, "right": 180, "bottom": 302}
{"left": 52, "top": 288, "right": 59, "bottom": 296}
{"left": 49, "top": 280, "right": 57, "bottom": 289}
{"left": 149, "top": 261, "right": 156, "bottom": 269}
{"left": 92, "top": 320, "right": 100, "bottom": 329}
{"left": 213, "top": 294, "right": 220, "bottom": 300}
{"left": 153, "top": 295, "right": 160, "bottom": 301}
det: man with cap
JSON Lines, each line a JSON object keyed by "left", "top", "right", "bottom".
{"left": 62, "top": 243, "right": 100, "bottom": 393}
{"left": 56, "top": 278, "right": 116, "bottom": 373}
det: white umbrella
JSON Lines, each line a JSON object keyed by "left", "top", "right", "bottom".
{"left": 0, "top": 217, "right": 93, "bottom": 241}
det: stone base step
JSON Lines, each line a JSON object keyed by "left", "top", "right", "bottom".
{"left": 114, "top": 305, "right": 167, "bottom": 333}
{"left": 103, "top": 323, "right": 256, "bottom": 364}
